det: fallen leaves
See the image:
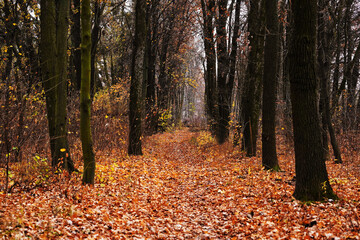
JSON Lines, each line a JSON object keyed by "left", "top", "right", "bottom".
{"left": 1, "top": 129, "right": 360, "bottom": 239}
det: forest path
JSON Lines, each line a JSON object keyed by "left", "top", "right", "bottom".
{"left": 122, "top": 128, "right": 294, "bottom": 238}
{"left": 2, "top": 129, "right": 359, "bottom": 239}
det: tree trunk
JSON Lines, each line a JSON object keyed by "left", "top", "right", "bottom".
{"left": 145, "top": 1, "right": 159, "bottom": 135}
{"left": 40, "top": 0, "right": 74, "bottom": 172}
{"left": 71, "top": 0, "right": 81, "bottom": 91}
{"left": 158, "top": 14, "right": 175, "bottom": 116}
{"left": 55, "top": 0, "right": 73, "bottom": 171}
{"left": 230, "top": 0, "right": 242, "bottom": 146}
{"left": 90, "top": 0, "right": 103, "bottom": 99}
{"left": 241, "top": 0, "right": 265, "bottom": 156}
{"left": 317, "top": 0, "right": 342, "bottom": 163}
{"left": 81, "top": 0, "right": 96, "bottom": 184}
{"left": 40, "top": 0, "right": 57, "bottom": 163}
{"left": 262, "top": 0, "right": 279, "bottom": 170}
{"left": 289, "top": 0, "right": 336, "bottom": 201}
{"left": 216, "top": 0, "right": 230, "bottom": 144}
{"left": 201, "top": 0, "right": 217, "bottom": 135}
{"left": 216, "top": 0, "right": 241, "bottom": 144}
{"left": 128, "top": 0, "right": 147, "bottom": 155}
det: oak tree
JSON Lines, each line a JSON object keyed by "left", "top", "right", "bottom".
{"left": 289, "top": 0, "right": 336, "bottom": 201}
{"left": 40, "top": 0, "right": 74, "bottom": 172}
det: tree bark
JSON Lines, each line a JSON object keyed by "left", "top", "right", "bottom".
{"left": 216, "top": 0, "right": 230, "bottom": 144}
{"left": 317, "top": 0, "right": 342, "bottom": 163}
{"left": 81, "top": 0, "right": 96, "bottom": 184}
{"left": 40, "top": 0, "right": 74, "bottom": 172}
{"left": 201, "top": 0, "right": 217, "bottom": 136}
{"left": 128, "top": 0, "right": 147, "bottom": 155}
{"left": 90, "top": 0, "right": 103, "bottom": 99}
{"left": 158, "top": 13, "right": 175, "bottom": 115}
{"left": 201, "top": 0, "right": 217, "bottom": 134}
{"left": 289, "top": 0, "right": 336, "bottom": 201}
{"left": 55, "top": 0, "right": 73, "bottom": 171}
{"left": 71, "top": 0, "right": 81, "bottom": 91}
{"left": 262, "top": 0, "right": 279, "bottom": 170}
{"left": 241, "top": 0, "right": 265, "bottom": 156}
{"left": 145, "top": 1, "right": 159, "bottom": 135}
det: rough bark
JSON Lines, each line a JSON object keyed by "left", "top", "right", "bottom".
{"left": 55, "top": 0, "right": 73, "bottom": 171}
{"left": 289, "top": 0, "right": 336, "bottom": 201}
{"left": 128, "top": 0, "right": 147, "bottom": 155}
{"left": 216, "top": 0, "right": 230, "bottom": 144}
{"left": 262, "top": 0, "right": 279, "bottom": 170}
{"left": 241, "top": 0, "right": 265, "bottom": 156}
{"left": 201, "top": 0, "right": 217, "bottom": 135}
{"left": 81, "top": 0, "right": 96, "bottom": 184}
{"left": 40, "top": 0, "right": 74, "bottom": 172}
{"left": 216, "top": 0, "right": 241, "bottom": 144}
{"left": 145, "top": 1, "right": 159, "bottom": 135}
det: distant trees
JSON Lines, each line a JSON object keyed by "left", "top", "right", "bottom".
{"left": 199, "top": 0, "right": 359, "bottom": 159}
{"left": 289, "top": 0, "right": 336, "bottom": 201}
{"left": 1, "top": 0, "right": 43, "bottom": 192}
{"left": 144, "top": 0, "right": 198, "bottom": 134}
{"left": 127, "top": 0, "right": 200, "bottom": 154}
{"left": 1, "top": 0, "right": 359, "bottom": 194}
{"left": 201, "top": 0, "right": 241, "bottom": 144}
{"left": 317, "top": 0, "right": 342, "bottom": 163}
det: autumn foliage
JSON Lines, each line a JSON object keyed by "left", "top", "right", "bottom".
{"left": 1, "top": 127, "right": 360, "bottom": 238}
{"left": 1, "top": 0, "right": 360, "bottom": 238}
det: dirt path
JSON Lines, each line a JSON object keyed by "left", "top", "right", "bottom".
{"left": 122, "top": 129, "right": 294, "bottom": 238}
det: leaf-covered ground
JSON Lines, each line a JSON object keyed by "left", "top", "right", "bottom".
{"left": 1, "top": 129, "right": 360, "bottom": 239}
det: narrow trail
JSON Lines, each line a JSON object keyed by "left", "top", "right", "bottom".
{"left": 1, "top": 129, "right": 360, "bottom": 239}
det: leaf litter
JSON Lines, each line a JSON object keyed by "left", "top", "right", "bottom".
{"left": 1, "top": 129, "right": 360, "bottom": 239}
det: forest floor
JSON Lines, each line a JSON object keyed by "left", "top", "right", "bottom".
{"left": 1, "top": 128, "right": 360, "bottom": 239}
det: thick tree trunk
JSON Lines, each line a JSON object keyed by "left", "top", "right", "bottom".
{"left": 289, "top": 0, "right": 336, "bottom": 201}
{"left": 145, "top": 2, "right": 159, "bottom": 135}
{"left": 241, "top": 0, "right": 265, "bottom": 156}
{"left": 128, "top": 0, "right": 147, "bottom": 155}
{"left": 201, "top": 0, "right": 217, "bottom": 135}
{"left": 81, "top": 0, "right": 96, "bottom": 184}
{"left": 216, "top": 0, "right": 240, "bottom": 144}
{"left": 40, "top": 0, "right": 74, "bottom": 172}
{"left": 216, "top": 0, "right": 230, "bottom": 144}
{"left": 55, "top": 0, "right": 73, "bottom": 171}
{"left": 262, "top": 0, "right": 279, "bottom": 170}
{"left": 40, "top": 0, "right": 57, "bottom": 162}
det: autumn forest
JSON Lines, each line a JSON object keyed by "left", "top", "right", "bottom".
{"left": 1, "top": 0, "right": 360, "bottom": 238}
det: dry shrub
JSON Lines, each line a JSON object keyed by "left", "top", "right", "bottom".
{"left": 91, "top": 82, "right": 129, "bottom": 152}
{"left": 1, "top": 81, "right": 130, "bottom": 192}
